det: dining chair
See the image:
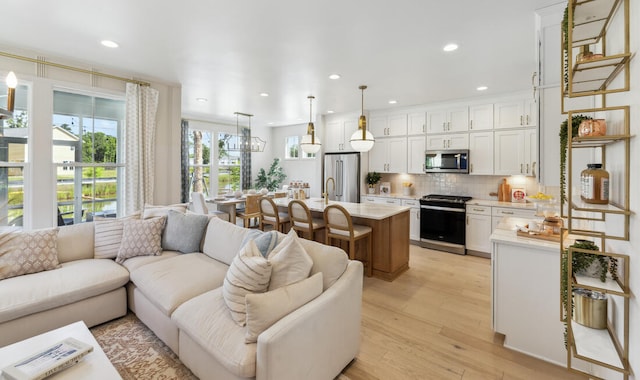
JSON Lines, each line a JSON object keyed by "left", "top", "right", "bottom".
{"left": 323, "top": 204, "right": 373, "bottom": 277}
{"left": 190, "top": 192, "right": 230, "bottom": 221}
{"left": 259, "top": 197, "right": 290, "bottom": 233}
{"left": 236, "top": 194, "right": 262, "bottom": 228}
{"left": 288, "top": 200, "right": 325, "bottom": 241}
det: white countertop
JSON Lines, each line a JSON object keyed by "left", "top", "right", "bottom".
{"left": 273, "top": 198, "right": 410, "bottom": 220}
{"left": 362, "top": 192, "right": 421, "bottom": 200}
{"left": 490, "top": 216, "right": 560, "bottom": 252}
{"left": 466, "top": 199, "right": 537, "bottom": 210}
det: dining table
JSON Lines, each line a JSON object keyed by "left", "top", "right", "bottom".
{"left": 207, "top": 197, "right": 245, "bottom": 225}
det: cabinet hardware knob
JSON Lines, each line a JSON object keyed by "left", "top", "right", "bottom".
{"left": 520, "top": 163, "right": 523, "bottom": 173}
{"left": 527, "top": 163, "right": 530, "bottom": 173}
{"left": 503, "top": 211, "right": 514, "bottom": 215}
{"left": 520, "top": 115, "right": 523, "bottom": 125}
{"left": 470, "top": 120, "right": 473, "bottom": 129}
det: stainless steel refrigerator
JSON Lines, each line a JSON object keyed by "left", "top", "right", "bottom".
{"left": 322, "top": 152, "right": 361, "bottom": 203}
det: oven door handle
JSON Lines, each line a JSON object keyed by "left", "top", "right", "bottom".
{"left": 420, "top": 205, "right": 465, "bottom": 213}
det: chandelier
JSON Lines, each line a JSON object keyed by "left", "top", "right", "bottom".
{"left": 226, "top": 112, "right": 266, "bottom": 152}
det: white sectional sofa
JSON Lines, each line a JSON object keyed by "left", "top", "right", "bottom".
{"left": 0, "top": 208, "right": 363, "bottom": 380}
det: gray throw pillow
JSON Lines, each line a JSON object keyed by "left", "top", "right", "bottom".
{"left": 162, "top": 210, "right": 209, "bottom": 253}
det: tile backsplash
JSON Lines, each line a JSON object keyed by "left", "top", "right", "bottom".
{"left": 379, "top": 173, "right": 560, "bottom": 201}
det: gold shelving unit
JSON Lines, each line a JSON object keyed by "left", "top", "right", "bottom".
{"left": 560, "top": 0, "right": 633, "bottom": 378}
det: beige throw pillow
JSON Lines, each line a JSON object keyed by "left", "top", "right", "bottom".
{"left": 245, "top": 272, "right": 323, "bottom": 343}
{"left": 0, "top": 228, "right": 60, "bottom": 280}
{"left": 223, "top": 240, "right": 272, "bottom": 326}
{"left": 115, "top": 217, "right": 166, "bottom": 264}
{"left": 94, "top": 219, "right": 124, "bottom": 259}
{"left": 267, "top": 229, "right": 313, "bottom": 291}
{"left": 142, "top": 203, "right": 188, "bottom": 219}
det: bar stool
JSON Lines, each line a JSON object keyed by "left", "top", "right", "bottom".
{"left": 323, "top": 204, "right": 373, "bottom": 277}
{"left": 259, "top": 197, "right": 290, "bottom": 232}
{"left": 237, "top": 194, "right": 261, "bottom": 228}
{"left": 288, "top": 200, "right": 325, "bottom": 241}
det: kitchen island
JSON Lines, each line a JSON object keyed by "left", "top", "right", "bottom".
{"left": 273, "top": 198, "right": 411, "bottom": 281}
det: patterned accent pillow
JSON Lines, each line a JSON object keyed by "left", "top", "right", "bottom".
{"left": 0, "top": 228, "right": 60, "bottom": 280}
{"left": 223, "top": 240, "right": 272, "bottom": 326}
{"left": 267, "top": 229, "right": 313, "bottom": 291}
{"left": 94, "top": 219, "right": 124, "bottom": 259}
{"left": 115, "top": 217, "right": 166, "bottom": 264}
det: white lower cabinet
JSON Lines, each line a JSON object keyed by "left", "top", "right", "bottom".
{"left": 491, "top": 207, "right": 537, "bottom": 232}
{"left": 465, "top": 205, "right": 492, "bottom": 254}
{"left": 402, "top": 199, "right": 420, "bottom": 241}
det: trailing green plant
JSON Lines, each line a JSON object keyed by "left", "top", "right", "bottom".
{"left": 560, "top": 240, "right": 618, "bottom": 347}
{"left": 365, "top": 172, "right": 381, "bottom": 187}
{"left": 559, "top": 115, "right": 592, "bottom": 204}
{"left": 254, "top": 158, "right": 287, "bottom": 191}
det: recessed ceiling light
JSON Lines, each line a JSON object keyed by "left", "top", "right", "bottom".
{"left": 388, "top": 100, "right": 398, "bottom": 104}
{"left": 259, "top": 92, "right": 269, "bottom": 97}
{"left": 101, "top": 40, "right": 119, "bottom": 48}
{"left": 327, "top": 110, "right": 334, "bottom": 114}
{"left": 268, "top": 122, "right": 275, "bottom": 125}
{"left": 443, "top": 43, "right": 458, "bottom": 52}
{"left": 329, "top": 74, "right": 341, "bottom": 80}
{"left": 476, "top": 86, "right": 488, "bottom": 91}
{"left": 196, "top": 97, "right": 208, "bottom": 102}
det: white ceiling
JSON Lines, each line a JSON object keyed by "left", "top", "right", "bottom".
{"left": 0, "top": 0, "right": 561, "bottom": 127}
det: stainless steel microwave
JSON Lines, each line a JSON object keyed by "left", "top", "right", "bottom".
{"left": 424, "top": 150, "right": 469, "bottom": 173}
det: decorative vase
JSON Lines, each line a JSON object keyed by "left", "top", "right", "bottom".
{"left": 368, "top": 187, "right": 376, "bottom": 194}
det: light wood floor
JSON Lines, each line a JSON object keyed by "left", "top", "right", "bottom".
{"left": 343, "top": 245, "right": 587, "bottom": 380}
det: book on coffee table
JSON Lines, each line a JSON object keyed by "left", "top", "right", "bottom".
{"left": 1, "top": 337, "right": 93, "bottom": 380}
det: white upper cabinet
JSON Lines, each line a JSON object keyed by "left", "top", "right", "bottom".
{"left": 407, "top": 135, "right": 425, "bottom": 174}
{"left": 368, "top": 137, "right": 407, "bottom": 173}
{"left": 469, "top": 104, "right": 494, "bottom": 131}
{"left": 468, "top": 132, "right": 494, "bottom": 175}
{"left": 426, "top": 134, "right": 469, "bottom": 151}
{"left": 407, "top": 112, "right": 426, "bottom": 135}
{"left": 494, "top": 128, "right": 536, "bottom": 176}
{"left": 426, "top": 107, "right": 469, "bottom": 133}
{"left": 369, "top": 113, "right": 407, "bottom": 138}
{"left": 324, "top": 115, "right": 358, "bottom": 152}
{"left": 494, "top": 98, "right": 537, "bottom": 129}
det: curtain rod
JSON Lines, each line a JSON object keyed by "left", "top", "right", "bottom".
{"left": 0, "top": 51, "right": 151, "bottom": 86}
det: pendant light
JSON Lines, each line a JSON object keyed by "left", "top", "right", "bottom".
{"left": 349, "top": 85, "right": 374, "bottom": 152}
{"left": 300, "top": 95, "right": 321, "bottom": 154}
{"left": 1, "top": 71, "right": 17, "bottom": 119}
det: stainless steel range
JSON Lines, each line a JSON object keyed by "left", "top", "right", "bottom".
{"left": 419, "top": 194, "right": 472, "bottom": 255}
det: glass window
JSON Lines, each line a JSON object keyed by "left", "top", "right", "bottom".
{"left": 285, "top": 136, "right": 299, "bottom": 159}
{"left": 52, "top": 90, "right": 124, "bottom": 224}
{"left": 216, "top": 132, "right": 241, "bottom": 193}
{"left": 0, "top": 83, "right": 29, "bottom": 228}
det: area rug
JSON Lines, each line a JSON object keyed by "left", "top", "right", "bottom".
{"left": 91, "top": 313, "right": 197, "bottom": 380}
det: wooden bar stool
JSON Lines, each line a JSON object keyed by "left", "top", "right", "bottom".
{"left": 237, "top": 194, "right": 261, "bottom": 228}
{"left": 288, "top": 200, "right": 325, "bottom": 241}
{"left": 259, "top": 197, "right": 290, "bottom": 232}
{"left": 323, "top": 204, "right": 373, "bottom": 277}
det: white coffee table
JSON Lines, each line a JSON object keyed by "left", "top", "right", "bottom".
{"left": 0, "top": 321, "right": 121, "bottom": 380}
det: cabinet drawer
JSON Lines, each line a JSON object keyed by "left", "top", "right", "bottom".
{"left": 361, "top": 196, "right": 378, "bottom": 203}
{"left": 402, "top": 199, "right": 420, "bottom": 207}
{"left": 380, "top": 198, "right": 402, "bottom": 205}
{"left": 492, "top": 207, "right": 536, "bottom": 218}
{"left": 466, "top": 205, "right": 491, "bottom": 216}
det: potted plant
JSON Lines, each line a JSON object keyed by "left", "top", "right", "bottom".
{"left": 559, "top": 114, "right": 592, "bottom": 204}
{"left": 254, "top": 158, "right": 287, "bottom": 191}
{"left": 365, "top": 172, "right": 381, "bottom": 194}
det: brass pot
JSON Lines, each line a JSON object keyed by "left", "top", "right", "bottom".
{"left": 572, "top": 288, "right": 607, "bottom": 329}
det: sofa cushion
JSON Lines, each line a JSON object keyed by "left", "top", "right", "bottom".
{"left": 0, "top": 259, "right": 129, "bottom": 323}
{"left": 223, "top": 240, "right": 272, "bottom": 326}
{"left": 201, "top": 217, "right": 250, "bottom": 266}
{"left": 57, "top": 222, "right": 95, "bottom": 263}
{"left": 266, "top": 229, "right": 313, "bottom": 291}
{"left": 0, "top": 228, "right": 59, "bottom": 280}
{"left": 143, "top": 203, "right": 188, "bottom": 219}
{"left": 116, "top": 217, "right": 166, "bottom": 264}
{"left": 241, "top": 230, "right": 279, "bottom": 257}
{"left": 245, "top": 272, "right": 323, "bottom": 343}
{"left": 129, "top": 253, "right": 228, "bottom": 316}
{"left": 119, "top": 251, "right": 180, "bottom": 273}
{"left": 94, "top": 219, "right": 124, "bottom": 259}
{"left": 298, "top": 238, "right": 349, "bottom": 291}
{"left": 172, "top": 287, "right": 257, "bottom": 378}
{"left": 162, "top": 210, "right": 209, "bottom": 253}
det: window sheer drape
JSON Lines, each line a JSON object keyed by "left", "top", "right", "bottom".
{"left": 124, "top": 83, "right": 159, "bottom": 215}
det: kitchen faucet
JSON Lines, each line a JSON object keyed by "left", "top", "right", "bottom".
{"left": 323, "top": 177, "right": 335, "bottom": 205}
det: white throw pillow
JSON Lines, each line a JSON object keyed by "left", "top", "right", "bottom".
{"left": 142, "top": 203, "right": 188, "bottom": 219}
{"left": 94, "top": 219, "right": 124, "bottom": 259}
{"left": 223, "top": 240, "right": 272, "bottom": 326}
{"left": 245, "top": 272, "right": 323, "bottom": 343}
{"left": 267, "top": 229, "right": 313, "bottom": 291}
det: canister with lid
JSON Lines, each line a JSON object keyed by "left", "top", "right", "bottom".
{"left": 580, "top": 164, "right": 609, "bottom": 204}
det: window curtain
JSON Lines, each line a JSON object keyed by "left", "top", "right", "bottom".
{"left": 180, "top": 119, "right": 190, "bottom": 203}
{"left": 124, "top": 83, "right": 159, "bottom": 215}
